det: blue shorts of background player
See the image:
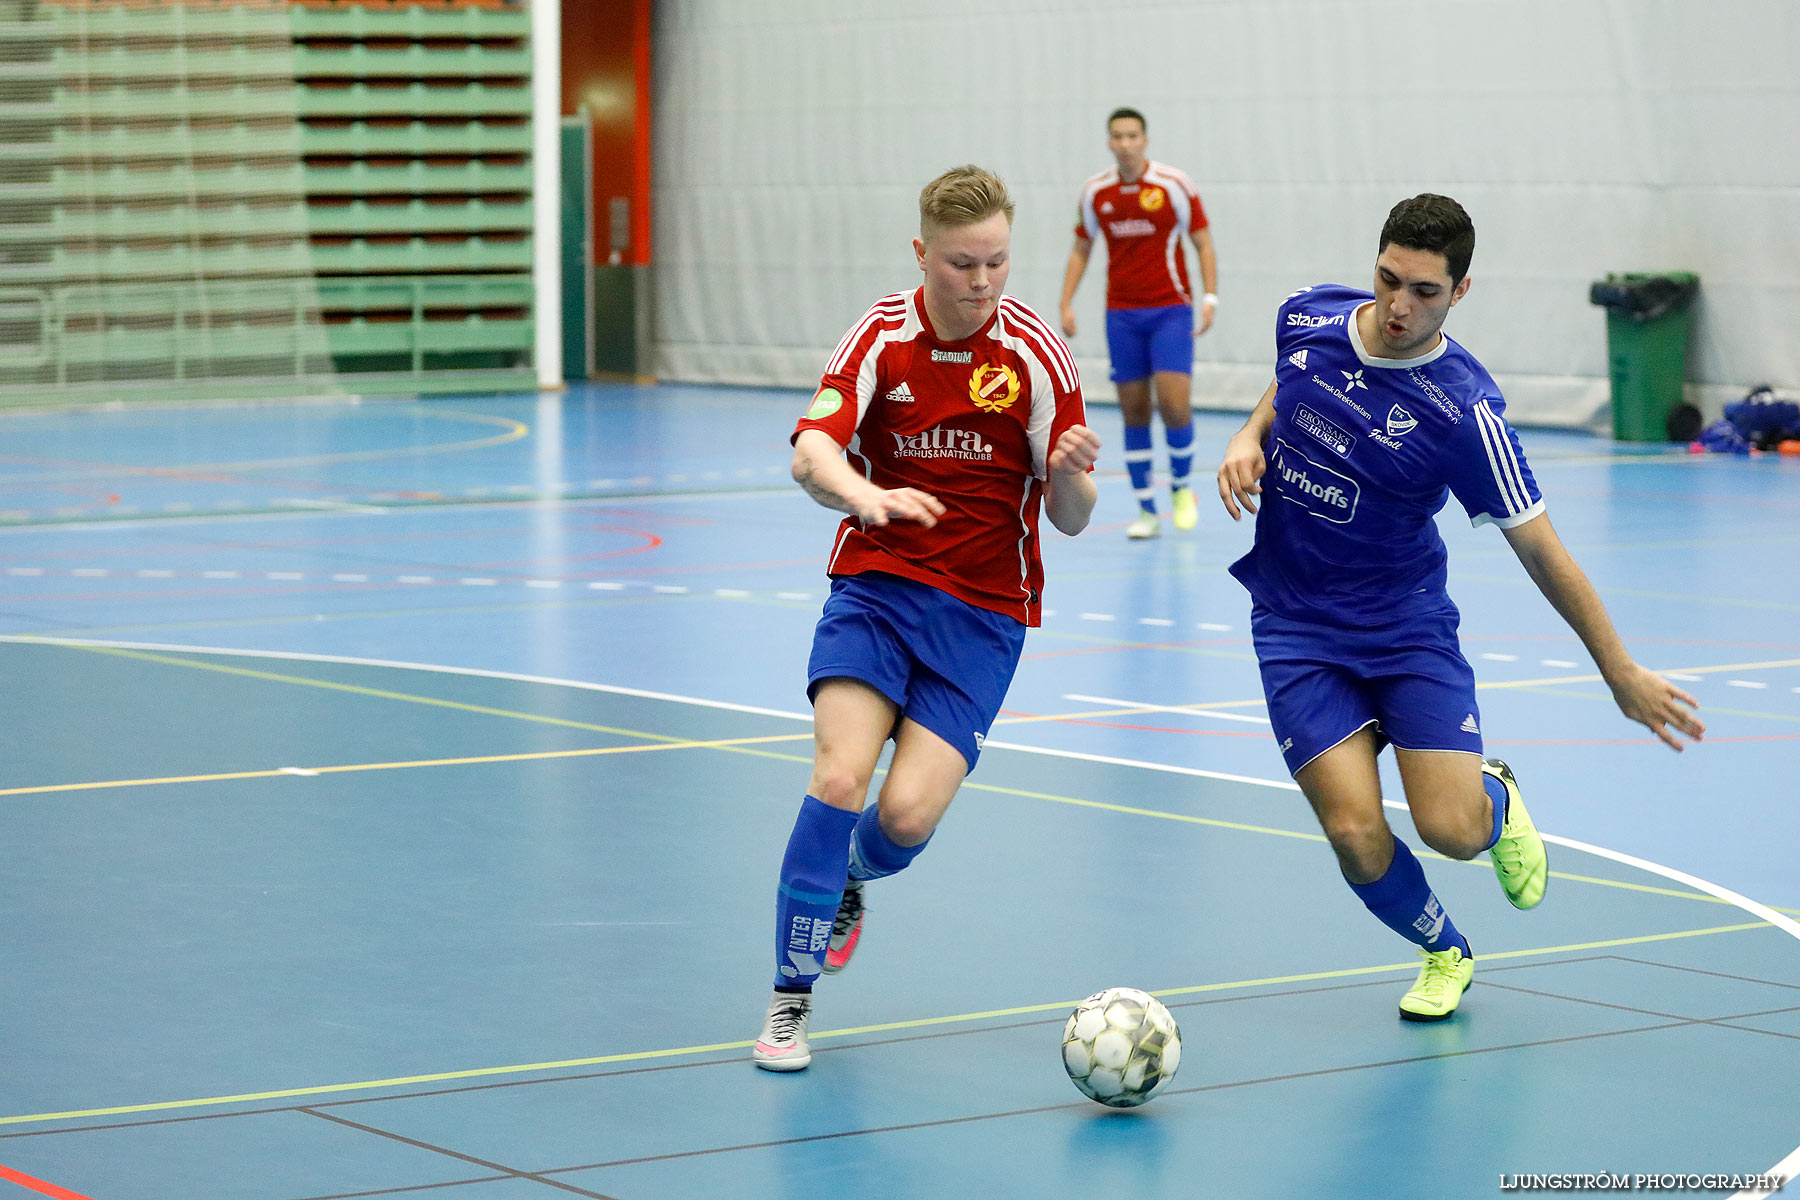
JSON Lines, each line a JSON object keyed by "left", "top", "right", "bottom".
{"left": 1104, "top": 303, "right": 1194, "bottom": 383}
{"left": 1250, "top": 603, "right": 1484, "bottom": 777}
{"left": 808, "top": 572, "right": 1026, "bottom": 772}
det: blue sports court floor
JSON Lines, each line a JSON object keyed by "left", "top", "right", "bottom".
{"left": 0, "top": 383, "right": 1796, "bottom": 1199}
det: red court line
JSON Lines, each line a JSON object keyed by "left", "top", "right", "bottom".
{"left": 0, "top": 1162, "right": 98, "bottom": 1200}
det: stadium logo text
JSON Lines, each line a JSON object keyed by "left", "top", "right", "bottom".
{"left": 1286, "top": 312, "right": 1345, "bottom": 328}
{"left": 1107, "top": 219, "right": 1157, "bottom": 238}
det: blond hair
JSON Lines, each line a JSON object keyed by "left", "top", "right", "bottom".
{"left": 918, "top": 165, "right": 1014, "bottom": 240}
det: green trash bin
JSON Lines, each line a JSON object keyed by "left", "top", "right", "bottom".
{"left": 1588, "top": 272, "right": 1699, "bottom": 442}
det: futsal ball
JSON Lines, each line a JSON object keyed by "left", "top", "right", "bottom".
{"left": 1061, "top": 987, "right": 1181, "bottom": 1107}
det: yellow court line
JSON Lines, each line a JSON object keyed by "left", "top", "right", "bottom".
{"left": 957, "top": 780, "right": 1327, "bottom": 844}
{"left": 67, "top": 645, "right": 704, "bottom": 744}
{"left": 10, "top": 744, "right": 1795, "bottom": 918}
{"left": 0, "top": 412, "right": 530, "bottom": 485}
{"left": 954, "top": 778, "right": 1800, "bottom": 915}
{"left": 1484, "top": 657, "right": 1800, "bottom": 691}
{"left": 37, "top": 642, "right": 1800, "bottom": 915}
{"left": 0, "top": 733, "right": 816, "bottom": 798}
{"left": 0, "top": 919, "right": 1769, "bottom": 1128}
{"left": 28, "top": 644, "right": 1793, "bottom": 913}
{"left": 175, "top": 410, "right": 530, "bottom": 473}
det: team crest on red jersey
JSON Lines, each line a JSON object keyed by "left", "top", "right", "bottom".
{"left": 968, "top": 364, "right": 1020, "bottom": 413}
{"left": 1139, "top": 186, "right": 1166, "bottom": 212}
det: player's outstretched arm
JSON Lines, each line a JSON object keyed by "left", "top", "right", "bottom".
{"left": 792, "top": 428, "right": 945, "bottom": 528}
{"left": 1218, "top": 379, "right": 1277, "bottom": 520}
{"left": 1502, "top": 513, "right": 1706, "bottom": 751}
{"left": 1044, "top": 424, "right": 1101, "bottom": 536}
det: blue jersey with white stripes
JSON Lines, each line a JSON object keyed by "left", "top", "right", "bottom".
{"left": 1229, "top": 284, "right": 1544, "bottom": 627}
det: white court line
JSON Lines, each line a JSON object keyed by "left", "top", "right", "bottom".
{"left": 283, "top": 498, "right": 387, "bottom": 515}
{"left": 1062, "top": 692, "right": 1271, "bottom": 725}
{"left": 2, "top": 633, "right": 1794, "bottom": 1190}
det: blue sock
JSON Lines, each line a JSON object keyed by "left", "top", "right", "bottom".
{"left": 848, "top": 804, "right": 930, "bottom": 882}
{"left": 1123, "top": 423, "right": 1156, "bottom": 513}
{"left": 1481, "top": 769, "right": 1509, "bottom": 852}
{"left": 1165, "top": 420, "right": 1194, "bottom": 491}
{"left": 1347, "top": 836, "right": 1471, "bottom": 957}
{"left": 772, "top": 795, "right": 858, "bottom": 991}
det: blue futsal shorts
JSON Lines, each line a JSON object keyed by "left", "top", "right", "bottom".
{"left": 1105, "top": 303, "right": 1194, "bottom": 383}
{"left": 1250, "top": 603, "right": 1485, "bottom": 777}
{"left": 807, "top": 572, "right": 1025, "bottom": 773}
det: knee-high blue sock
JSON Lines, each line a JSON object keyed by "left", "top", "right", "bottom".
{"left": 1347, "top": 835, "right": 1471, "bottom": 956}
{"left": 1123, "top": 423, "right": 1156, "bottom": 513}
{"left": 773, "top": 795, "right": 858, "bottom": 991}
{"left": 848, "top": 804, "right": 930, "bottom": 882}
{"left": 1481, "top": 770, "right": 1508, "bottom": 852}
{"left": 1165, "top": 420, "right": 1194, "bottom": 491}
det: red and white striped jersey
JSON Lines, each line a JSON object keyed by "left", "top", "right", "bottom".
{"left": 792, "top": 286, "right": 1088, "bottom": 627}
{"left": 1074, "top": 161, "right": 1208, "bottom": 310}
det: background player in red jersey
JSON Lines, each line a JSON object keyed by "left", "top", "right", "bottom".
{"left": 752, "top": 165, "right": 1101, "bottom": 1071}
{"left": 1061, "top": 107, "right": 1218, "bottom": 539}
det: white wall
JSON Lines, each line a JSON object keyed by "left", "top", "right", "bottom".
{"left": 650, "top": 0, "right": 1799, "bottom": 428}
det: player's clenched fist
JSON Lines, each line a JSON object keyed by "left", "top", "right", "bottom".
{"left": 1049, "top": 425, "right": 1101, "bottom": 475}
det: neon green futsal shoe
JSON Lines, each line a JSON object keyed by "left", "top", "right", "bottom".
{"left": 1399, "top": 945, "right": 1473, "bottom": 1022}
{"left": 1484, "top": 757, "right": 1547, "bottom": 910}
{"left": 1171, "top": 486, "right": 1198, "bottom": 531}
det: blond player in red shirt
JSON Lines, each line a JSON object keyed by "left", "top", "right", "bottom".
{"left": 1061, "top": 107, "right": 1218, "bottom": 539}
{"left": 753, "top": 165, "right": 1101, "bottom": 1071}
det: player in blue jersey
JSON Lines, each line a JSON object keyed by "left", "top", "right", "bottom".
{"left": 1216, "top": 194, "right": 1705, "bottom": 1021}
